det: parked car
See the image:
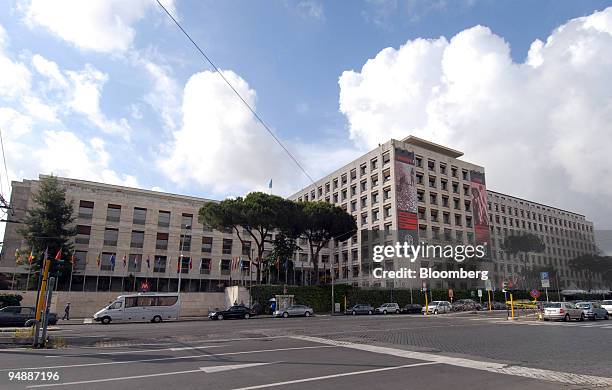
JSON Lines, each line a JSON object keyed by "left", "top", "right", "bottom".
{"left": 575, "top": 302, "right": 610, "bottom": 320}
{"left": 345, "top": 304, "right": 374, "bottom": 315}
{"left": 0, "top": 306, "right": 57, "bottom": 327}
{"left": 375, "top": 303, "right": 400, "bottom": 314}
{"left": 274, "top": 305, "right": 314, "bottom": 318}
{"left": 542, "top": 302, "right": 584, "bottom": 321}
{"left": 422, "top": 301, "right": 452, "bottom": 315}
{"left": 208, "top": 305, "right": 254, "bottom": 320}
{"left": 401, "top": 303, "right": 423, "bottom": 314}
{"left": 601, "top": 300, "right": 612, "bottom": 315}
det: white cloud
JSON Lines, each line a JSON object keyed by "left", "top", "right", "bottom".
{"left": 37, "top": 130, "right": 139, "bottom": 187}
{"left": 21, "top": 0, "right": 176, "bottom": 53}
{"left": 0, "top": 24, "right": 31, "bottom": 99}
{"left": 157, "top": 70, "right": 308, "bottom": 196}
{"left": 339, "top": 7, "right": 612, "bottom": 228}
{"left": 297, "top": 1, "right": 325, "bottom": 21}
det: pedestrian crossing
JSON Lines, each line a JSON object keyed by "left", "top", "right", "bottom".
{"left": 467, "top": 316, "right": 612, "bottom": 329}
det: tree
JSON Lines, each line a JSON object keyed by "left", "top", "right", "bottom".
{"left": 299, "top": 201, "right": 357, "bottom": 285}
{"left": 568, "top": 254, "right": 612, "bottom": 291}
{"left": 18, "top": 175, "right": 76, "bottom": 286}
{"left": 265, "top": 233, "right": 301, "bottom": 284}
{"left": 502, "top": 233, "right": 546, "bottom": 288}
{"left": 199, "top": 192, "right": 296, "bottom": 283}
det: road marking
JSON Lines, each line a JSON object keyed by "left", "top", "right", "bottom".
{"left": 230, "top": 362, "right": 439, "bottom": 390}
{"left": 200, "top": 361, "right": 279, "bottom": 373}
{"left": 45, "top": 344, "right": 226, "bottom": 358}
{"left": 292, "top": 336, "right": 612, "bottom": 387}
{"left": 2, "top": 345, "right": 336, "bottom": 372}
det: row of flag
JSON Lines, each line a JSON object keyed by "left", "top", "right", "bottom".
{"left": 16, "top": 248, "right": 255, "bottom": 274}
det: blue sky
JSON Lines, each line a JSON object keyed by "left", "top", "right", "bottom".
{"left": 1, "top": 0, "right": 612, "bottom": 230}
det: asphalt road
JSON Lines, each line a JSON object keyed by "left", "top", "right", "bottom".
{"left": 0, "top": 312, "right": 611, "bottom": 390}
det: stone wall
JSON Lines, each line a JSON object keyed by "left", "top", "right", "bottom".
{"left": 1, "top": 290, "right": 228, "bottom": 318}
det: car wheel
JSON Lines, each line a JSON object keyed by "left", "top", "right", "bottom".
{"left": 352, "top": 311, "right": 356, "bottom": 315}
{"left": 592, "top": 313, "right": 597, "bottom": 321}
{"left": 152, "top": 315, "right": 162, "bottom": 323}
{"left": 368, "top": 310, "right": 373, "bottom": 315}
{"left": 244, "top": 313, "right": 250, "bottom": 319}
{"left": 217, "top": 314, "right": 224, "bottom": 320}
{"left": 383, "top": 310, "right": 387, "bottom": 315}
{"left": 605, "top": 314, "right": 609, "bottom": 320}
{"left": 563, "top": 314, "right": 570, "bottom": 322}
{"left": 282, "top": 312, "right": 289, "bottom": 318}
{"left": 305, "top": 311, "right": 311, "bottom": 317}
{"left": 101, "top": 316, "right": 111, "bottom": 325}
{"left": 434, "top": 310, "right": 439, "bottom": 315}
{"left": 395, "top": 309, "right": 400, "bottom": 314}
{"left": 580, "top": 313, "right": 585, "bottom": 321}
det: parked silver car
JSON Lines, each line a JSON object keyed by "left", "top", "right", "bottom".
{"left": 575, "top": 302, "right": 609, "bottom": 320}
{"left": 601, "top": 300, "right": 612, "bottom": 315}
{"left": 274, "top": 305, "right": 313, "bottom": 318}
{"left": 542, "top": 302, "right": 584, "bottom": 321}
{"left": 375, "top": 303, "right": 400, "bottom": 314}
{"left": 422, "top": 301, "right": 452, "bottom": 314}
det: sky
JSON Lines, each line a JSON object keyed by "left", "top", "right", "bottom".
{"left": 1, "top": 0, "right": 612, "bottom": 236}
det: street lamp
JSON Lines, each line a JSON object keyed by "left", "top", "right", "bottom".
{"left": 178, "top": 224, "right": 191, "bottom": 293}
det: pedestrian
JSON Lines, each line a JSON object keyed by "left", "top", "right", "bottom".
{"left": 62, "top": 302, "right": 71, "bottom": 320}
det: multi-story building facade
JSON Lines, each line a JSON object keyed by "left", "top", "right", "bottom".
{"left": 1, "top": 176, "right": 260, "bottom": 292}
{"left": 487, "top": 191, "right": 599, "bottom": 290}
{"left": 1, "top": 136, "right": 601, "bottom": 292}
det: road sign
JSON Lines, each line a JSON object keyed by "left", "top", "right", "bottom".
{"left": 540, "top": 272, "right": 550, "bottom": 288}
{"left": 477, "top": 289, "right": 482, "bottom": 298}
{"left": 485, "top": 280, "right": 492, "bottom": 291}
{"left": 530, "top": 289, "right": 541, "bottom": 299}
{"left": 448, "top": 288, "right": 454, "bottom": 299}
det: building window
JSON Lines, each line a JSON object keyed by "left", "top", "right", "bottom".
{"left": 360, "top": 164, "right": 367, "bottom": 176}
{"left": 100, "top": 252, "right": 116, "bottom": 271}
{"left": 222, "top": 239, "right": 233, "bottom": 255}
{"left": 74, "top": 250, "right": 87, "bottom": 271}
{"left": 350, "top": 169, "right": 357, "bottom": 181}
{"left": 181, "top": 213, "right": 193, "bottom": 229}
{"left": 75, "top": 225, "right": 91, "bottom": 245}
{"left": 103, "top": 228, "right": 118, "bottom": 246}
{"left": 130, "top": 230, "right": 144, "bottom": 248}
{"left": 154, "top": 255, "right": 167, "bottom": 273}
{"left": 106, "top": 204, "right": 121, "bottom": 223}
{"left": 133, "top": 207, "right": 147, "bottom": 225}
{"left": 428, "top": 160, "right": 435, "bottom": 171}
{"left": 179, "top": 257, "right": 190, "bottom": 274}
{"left": 200, "top": 258, "right": 211, "bottom": 274}
{"left": 128, "top": 254, "right": 142, "bottom": 272}
{"left": 78, "top": 200, "right": 94, "bottom": 220}
{"left": 242, "top": 241, "right": 251, "bottom": 256}
{"left": 221, "top": 259, "right": 231, "bottom": 275}
{"left": 179, "top": 234, "right": 191, "bottom": 252}
{"left": 156, "top": 232, "right": 169, "bottom": 250}
{"left": 158, "top": 210, "right": 171, "bottom": 227}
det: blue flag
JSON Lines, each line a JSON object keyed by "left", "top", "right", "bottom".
{"left": 268, "top": 179, "right": 272, "bottom": 189}
{"left": 110, "top": 254, "right": 116, "bottom": 270}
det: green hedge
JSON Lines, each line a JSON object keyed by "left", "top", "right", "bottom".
{"left": 0, "top": 293, "right": 23, "bottom": 308}
{"left": 249, "top": 285, "right": 535, "bottom": 312}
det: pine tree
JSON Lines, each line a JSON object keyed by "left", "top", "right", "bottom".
{"left": 18, "top": 176, "right": 76, "bottom": 287}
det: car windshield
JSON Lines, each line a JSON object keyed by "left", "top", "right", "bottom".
{"left": 602, "top": 301, "right": 612, "bottom": 305}
{"left": 575, "top": 303, "right": 590, "bottom": 308}
{"left": 544, "top": 303, "right": 561, "bottom": 308}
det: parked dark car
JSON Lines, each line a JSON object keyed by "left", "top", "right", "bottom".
{"left": 345, "top": 304, "right": 374, "bottom": 315}
{"left": 401, "top": 303, "right": 423, "bottom": 314}
{"left": 452, "top": 299, "right": 481, "bottom": 311}
{"left": 208, "top": 305, "right": 254, "bottom": 320}
{"left": 0, "top": 306, "right": 57, "bottom": 327}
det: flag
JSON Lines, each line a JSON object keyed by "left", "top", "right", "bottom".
{"left": 96, "top": 252, "right": 101, "bottom": 268}
{"left": 189, "top": 257, "right": 193, "bottom": 270}
{"left": 54, "top": 249, "right": 62, "bottom": 261}
{"left": 268, "top": 179, "right": 273, "bottom": 189}
{"left": 219, "top": 259, "right": 223, "bottom": 271}
{"left": 146, "top": 255, "right": 151, "bottom": 269}
{"left": 28, "top": 251, "right": 35, "bottom": 265}
{"left": 70, "top": 251, "right": 76, "bottom": 265}
{"left": 122, "top": 254, "right": 127, "bottom": 268}
{"left": 15, "top": 249, "right": 22, "bottom": 265}
{"left": 110, "top": 254, "right": 116, "bottom": 270}
{"left": 43, "top": 247, "right": 49, "bottom": 261}
{"left": 177, "top": 256, "right": 181, "bottom": 273}
{"left": 208, "top": 259, "right": 212, "bottom": 271}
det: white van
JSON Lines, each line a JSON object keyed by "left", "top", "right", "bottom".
{"left": 93, "top": 293, "right": 180, "bottom": 324}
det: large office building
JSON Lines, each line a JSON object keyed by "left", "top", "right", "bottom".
{"left": 0, "top": 136, "right": 602, "bottom": 292}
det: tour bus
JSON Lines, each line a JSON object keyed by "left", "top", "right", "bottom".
{"left": 93, "top": 293, "right": 180, "bottom": 324}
